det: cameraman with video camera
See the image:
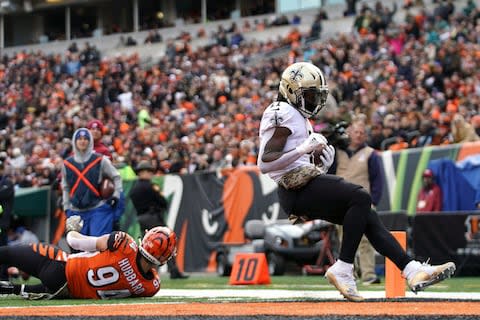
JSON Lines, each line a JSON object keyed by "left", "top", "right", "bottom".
{"left": 326, "top": 119, "right": 384, "bottom": 285}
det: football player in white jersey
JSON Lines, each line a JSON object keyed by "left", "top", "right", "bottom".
{"left": 258, "top": 61, "right": 455, "bottom": 301}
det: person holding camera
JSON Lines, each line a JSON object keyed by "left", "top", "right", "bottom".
{"left": 61, "top": 128, "right": 124, "bottom": 237}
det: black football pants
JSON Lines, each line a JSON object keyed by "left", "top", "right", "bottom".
{"left": 0, "top": 244, "right": 67, "bottom": 294}
{"left": 278, "top": 174, "right": 412, "bottom": 270}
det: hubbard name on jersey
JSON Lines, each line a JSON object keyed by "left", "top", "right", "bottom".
{"left": 258, "top": 101, "right": 316, "bottom": 182}
{"left": 65, "top": 234, "right": 160, "bottom": 299}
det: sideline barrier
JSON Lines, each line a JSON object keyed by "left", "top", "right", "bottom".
{"left": 13, "top": 186, "right": 52, "bottom": 242}
{"left": 413, "top": 212, "right": 480, "bottom": 276}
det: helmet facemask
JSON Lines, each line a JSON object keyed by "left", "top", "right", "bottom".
{"left": 296, "top": 86, "right": 329, "bottom": 118}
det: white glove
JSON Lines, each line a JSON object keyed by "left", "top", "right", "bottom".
{"left": 319, "top": 145, "right": 335, "bottom": 170}
{"left": 65, "top": 215, "right": 84, "bottom": 234}
{"left": 296, "top": 133, "right": 328, "bottom": 155}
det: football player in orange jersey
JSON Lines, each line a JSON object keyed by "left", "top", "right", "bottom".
{"left": 0, "top": 216, "right": 177, "bottom": 300}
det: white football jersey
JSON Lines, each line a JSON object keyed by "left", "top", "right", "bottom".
{"left": 258, "top": 101, "right": 314, "bottom": 182}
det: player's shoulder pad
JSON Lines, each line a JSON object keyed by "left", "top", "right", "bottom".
{"left": 107, "top": 231, "right": 131, "bottom": 252}
{"left": 262, "top": 101, "right": 296, "bottom": 129}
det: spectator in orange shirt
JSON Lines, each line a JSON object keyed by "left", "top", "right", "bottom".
{"left": 416, "top": 169, "right": 443, "bottom": 213}
{"left": 285, "top": 27, "right": 302, "bottom": 45}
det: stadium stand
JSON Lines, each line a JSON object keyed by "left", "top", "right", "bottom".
{"left": 0, "top": 0, "right": 477, "bottom": 185}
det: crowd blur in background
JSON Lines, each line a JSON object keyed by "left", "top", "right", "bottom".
{"left": 0, "top": 0, "right": 478, "bottom": 190}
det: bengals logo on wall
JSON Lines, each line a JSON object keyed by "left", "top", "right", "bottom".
{"left": 465, "top": 215, "right": 480, "bottom": 242}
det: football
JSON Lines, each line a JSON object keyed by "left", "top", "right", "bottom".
{"left": 312, "top": 144, "right": 326, "bottom": 166}
{"left": 99, "top": 178, "right": 115, "bottom": 199}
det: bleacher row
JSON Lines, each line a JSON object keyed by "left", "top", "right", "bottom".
{"left": 3, "top": 0, "right": 419, "bottom": 60}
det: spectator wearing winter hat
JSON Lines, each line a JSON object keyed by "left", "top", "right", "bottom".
{"left": 61, "top": 128, "right": 124, "bottom": 236}
{"left": 87, "top": 119, "right": 112, "bottom": 161}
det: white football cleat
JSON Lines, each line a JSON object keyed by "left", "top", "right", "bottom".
{"left": 405, "top": 261, "right": 456, "bottom": 293}
{"left": 325, "top": 261, "right": 364, "bottom": 302}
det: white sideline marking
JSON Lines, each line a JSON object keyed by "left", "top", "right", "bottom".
{"left": 157, "top": 289, "right": 480, "bottom": 300}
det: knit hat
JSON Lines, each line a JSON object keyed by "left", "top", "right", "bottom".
{"left": 87, "top": 119, "right": 104, "bottom": 132}
{"left": 74, "top": 128, "right": 90, "bottom": 141}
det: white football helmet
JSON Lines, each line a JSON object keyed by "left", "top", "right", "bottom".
{"left": 279, "top": 62, "right": 329, "bottom": 118}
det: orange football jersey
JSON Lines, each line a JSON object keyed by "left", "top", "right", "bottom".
{"left": 65, "top": 234, "right": 160, "bottom": 299}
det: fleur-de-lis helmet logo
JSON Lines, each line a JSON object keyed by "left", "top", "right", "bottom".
{"left": 289, "top": 67, "right": 304, "bottom": 83}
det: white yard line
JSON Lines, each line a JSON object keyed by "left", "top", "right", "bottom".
{"left": 157, "top": 289, "right": 480, "bottom": 300}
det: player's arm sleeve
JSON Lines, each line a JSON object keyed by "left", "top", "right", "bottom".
{"left": 60, "top": 165, "right": 72, "bottom": 211}
{"left": 66, "top": 231, "right": 109, "bottom": 252}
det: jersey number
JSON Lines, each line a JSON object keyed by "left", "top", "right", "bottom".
{"left": 87, "top": 266, "right": 132, "bottom": 299}
{"left": 88, "top": 266, "right": 119, "bottom": 287}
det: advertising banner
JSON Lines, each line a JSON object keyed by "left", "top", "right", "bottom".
{"left": 413, "top": 213, "right": 480, "bottom": 276}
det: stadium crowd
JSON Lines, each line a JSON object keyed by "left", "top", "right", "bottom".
{"left": 0, "top": 0, "right": 478, "bottom": 189}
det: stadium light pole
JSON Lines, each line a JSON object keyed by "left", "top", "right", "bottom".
{"left": 65, "top": 6, "right": 71, "bottom": 41}
{"left": 0, "top": 14, "right": 3, "bottom": 49}
{"left": 201, "top": 0, "right": 206, "bottom": 24}
{"left": 133, "top": 0, "right": 139, "bottom": 32}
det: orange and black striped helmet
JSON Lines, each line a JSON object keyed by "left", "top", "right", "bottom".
{"left": 139, "top": 226, "right": 177, "bottom": 266}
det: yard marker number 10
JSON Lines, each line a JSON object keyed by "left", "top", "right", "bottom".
{"left": 235, "top": 256, "right": 258, "bottom": 281}
{"left": 229, "top": 253, "right": 271, "bottom": 285}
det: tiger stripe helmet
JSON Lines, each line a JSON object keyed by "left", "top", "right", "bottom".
{"left": 139, "top": 226, "right": 178, "bottom": 266}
